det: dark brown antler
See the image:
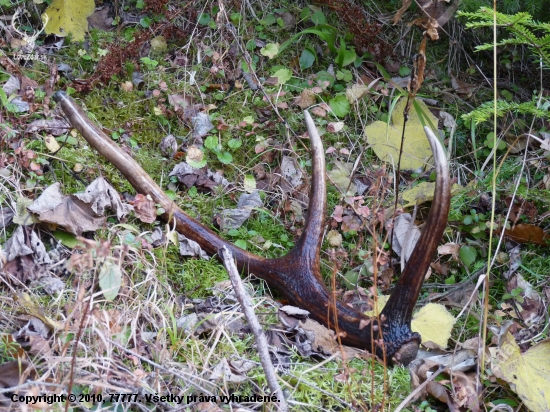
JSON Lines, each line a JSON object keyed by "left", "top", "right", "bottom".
{"left": 53, "top": 91, "right": 450, "bottom": 365}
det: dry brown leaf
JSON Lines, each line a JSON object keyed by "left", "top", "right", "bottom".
{"left": 503, "top": 224, "right": 550, "bottom": 245}
{"left": 132, "top": 194, "right": 156, "bottom": 224}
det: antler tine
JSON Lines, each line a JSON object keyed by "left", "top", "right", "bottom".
{"left": 52, "top": 91, "right": 257, "bottom": 266}
{"left": 294, "top": 110, "right": 326, "bottom": 262}
{"left": 380, "top": 125, "right": 451, "bottom": 364}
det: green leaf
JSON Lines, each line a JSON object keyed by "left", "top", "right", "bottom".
{"left": 99, "top": 260, "right": 122, "bottom": 301}
{"left": 230, "top": 12, "right": 242, "bottom": 23}
{"left": 272, "top": 68, "right": 292, "bottom": 85}
{"left": 336, "top": 39, "right": 356, "bottom": 68}
{"left": 234, "top": 239, "right": 247, "bottom": 249}
{"left": 198, "top": 13, "right": 211, "bottom": 25}
{"left": 188, "top": 186, "right": 198, "bottom": 197}
{"left": 13, "top": 196, "right": 34, "bottom": 225}
{"left": 227, "top": 138, "right": 242, "bottom": 149}
{"left": 260, "top": 43, "right": 279, "bottom": 59}
{"left": 217, "top": 151, "right": 233, "bottom": 164}
{"left": 374, "top": 62, "right": 391, "bottom": 80}
{"left": 187, "top": 158, "right": 207, "bottom": 169}
{"left": 329, "top": 94, "right": 350, "bottom": 117}
{"left": 300, "top": 7, "right": 311, "bottom": 19}
{"left": 246, "top": 39, "right": 256, "bottom": 50}
{"left": 262, "top": 14, "right": 277, "bottom": 25}
{"left": 343, "top": 270, "right": 359, "bottom": 290}
{"left": 204, "top": 135, "right": 218, "bottom": 150}
{"left": 299, "top": 48, "right": 316, "bottom": 70}
{"left": 459, "top": 245, "right": 477, "bottom": 267}
{"left": 311, "top": 10, "right": 326, "bottom": 25}
{"left": 53, "top": 230, "right": 78, "bottom": 248}
{"left": 56, "top": 135, "right": 78, "bottom": 146}
{"left": 244, "top": 174, "right": 256, "bottom": 192}
{"left": 399, "top": 66, "right": 411, "bottom": 76}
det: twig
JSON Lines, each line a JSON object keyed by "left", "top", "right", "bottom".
{"left": 219, "top": 246, "right": 288, "bottom": 412}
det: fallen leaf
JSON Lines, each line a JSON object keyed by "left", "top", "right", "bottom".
{"left": 0, "top": 207, "right": 15, "bottom": 229}
{"left": 14, "top": 318, "right": 51, "bottom": 357}
{"left": 491, "top": 333, "right": 550, "bottom": 412}
{"left": 28, "top": 182, "right": 107, "bottom": 235}
{"left": 295, "top": 88, "right": 316, "bottom": 109}
{"left": 190, "top": 112, "right": 214, "bottom": 138}
{"left": 402, "top": 182, "right": 463, "bottom": 207}
{"left": 208, "top": 358, "right": 247, "bottom": 383}
{"left": 327, "top": 230, "right": 342, "bottom": 247}
{"left": 178, "top": 234, "right": 210, "bottom": 260}
{"left": 4, "top": 226, "right": 52, "bottom": 264}
{"left": 345, "top": 83, "right": 371, "bottom": 103}
{"left": 392, "top": 0, "right": 412, "bottom": 24}
{"left": 503, "top": 224, "right": 550, "bottom": 245}
{"left": 438, "top": 243, "right": 460, "bottom": 260}
{"left": 132, "top": 194, "right": 156, "bottom": 224}
{"left": 332, "top": 205, "right": 344, "bottom": 222}
{"left": 159, "top": 134, "right": 178, "bottom": 157}
{"left": 98, "top": 260, "right": 122, "bottom": 301}
{"left": 87, "top": 7, "right": 114, "bottom": 31}
{"left": 310, "top": 106, "right": 327, "bottom": 117}
{"left": 44, "top": 0, "right": 95, "bottom": 41}
{"left": 327, "top": 161, "right": 356, "bottom": 195}
{"left": 14, "top": 292, "right": 63, "bottom": 329}
{"left": 411, "top": 303, "right": 456, "bottom": 348}
{"left": 364, "top": 294, "right": 390, "bottom": 317}
{"left": 74, "top": 178, "right": 133, "bottom": 220}
{"left": 391, "top": 213, "right": 421, "bottom": 264}
{"left": 12, "top": 196, "right": 35, "bottom": 226}
{"left": 364, "top": 97, "right": 439, "bottom": 170}
{"left": 217, "top": 191, "right": 263, "bottom": 230}
{"left": 327, "top": 122, "right": 344, "bottom": 133}
{"left": 185, "top": 146, "right": 206, "bottom": 168}
{"left": 43, "top": 135, "right": 60, "bottom": 152}
{"left": 281, "top": 156, "right": 303, "bottom": 187}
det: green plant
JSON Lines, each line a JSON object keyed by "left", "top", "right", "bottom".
{"left": 0, "top": 88, "right": 20, "bottom": 114}
{"left": 502, "top": 286, "right": 524, "bottom": 304}
{"left": 261, "top": 8, "right": 360, "bottom": 69}
{"left": 460, "top": 0, "right": 550, "bottom": 19}
{"left": 460, "top": 209, "right": 489, "bottom": 239}
{"left": 459, "top": 8, "right": 550, "bottom": 125}
{"left": 140, "top": 57, "right": 159, "bottom": 70}
{"left": 204, "top": 133, "right": 241, "bottom": 165}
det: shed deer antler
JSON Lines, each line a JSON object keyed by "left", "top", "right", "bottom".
{"left": 53, "top": 91, "right": 450, "bottom": 365}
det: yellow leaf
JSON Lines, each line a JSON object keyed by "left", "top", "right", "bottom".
{"left": 491, "top": 333, "right": 550, "bottom": 412}
{"left": 411, "top": 303, "right": 455, "bottom": 348}
{"left": 43, "top": 135, "right": 60, "bottom": 153}
{"left": 402, "top": 182, "right": 464, "bottom": 207}
{"left": 43, "top": 0, "right": 95, "bottom": 41}
{"left": 364, "top": 294, "right": 389, "bottom": 317}
{"left": 364, "top": 98, "right": 439, "bottom": 170}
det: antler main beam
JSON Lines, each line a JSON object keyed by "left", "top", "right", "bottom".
{"left": 53, "top": 91, "right": 450, "bottom": 365}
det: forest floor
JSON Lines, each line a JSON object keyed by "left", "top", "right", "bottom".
{"left": 0, "top": 0, "right": 549, "bottom": 411}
